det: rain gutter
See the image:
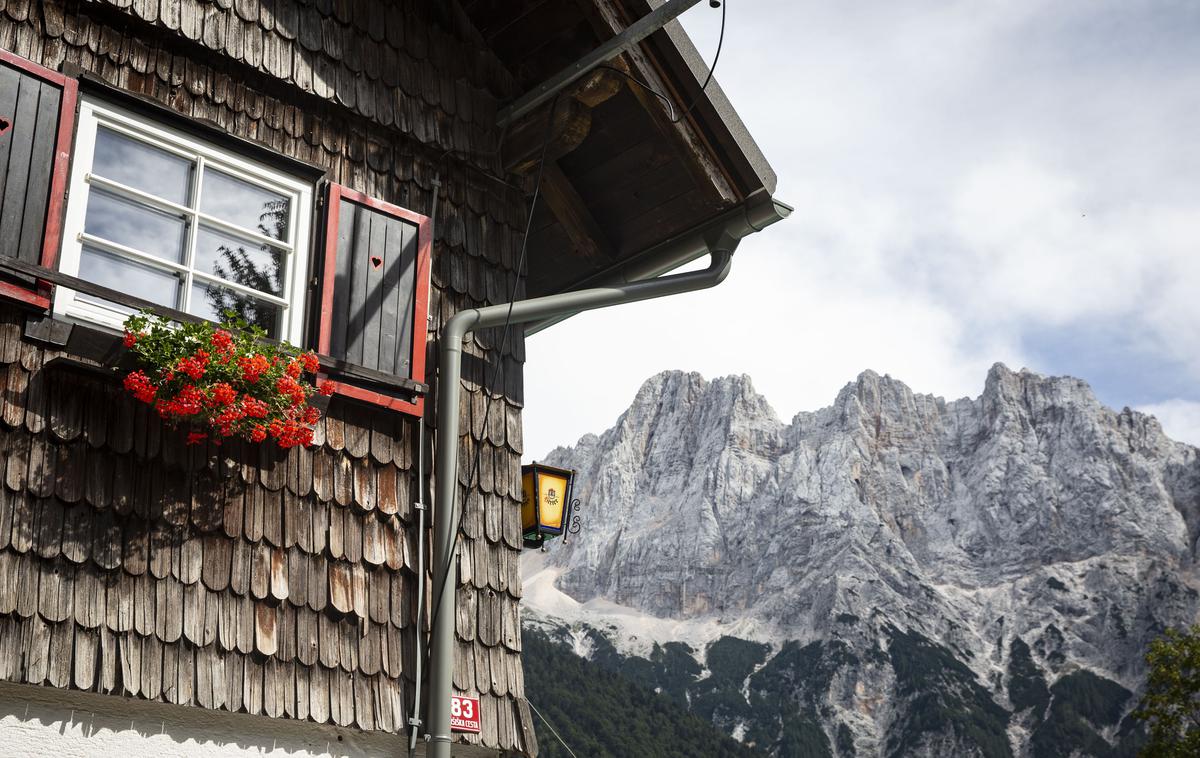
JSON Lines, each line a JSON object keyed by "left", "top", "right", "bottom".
{"left": 425, "top": 192, "right": 791, "bottom": 757}
{"left": 525, "top": 191, "right": 794, "bottom": 335}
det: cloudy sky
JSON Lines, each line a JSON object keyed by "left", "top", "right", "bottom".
{"left": 522, "top": 0, "right": 1200, "bottom": 458}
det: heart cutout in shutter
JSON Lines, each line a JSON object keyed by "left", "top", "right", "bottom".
{"left": 0, "top": 117, "right": 10, "bottom": 137}
{"left": 370, "top": 256, "right": 383, "bottom": 270}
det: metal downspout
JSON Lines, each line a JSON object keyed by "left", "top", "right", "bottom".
{"left": 427, "top": 249, "right": 734, "bottom": 757}
{"left": 426, "top": 196, "right": 790, "bottom": 757}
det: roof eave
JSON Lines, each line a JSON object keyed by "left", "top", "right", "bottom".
{"left": 654, "top": 14, "right": 778, "bottom": 196}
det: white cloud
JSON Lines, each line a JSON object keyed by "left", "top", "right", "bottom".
{"left": 936, "top": 155, "right": 1200, "bottom": 332}
{"left": 521, "top": 0, "right": 1200, "bottom": 458}
{"left": 1137, "top": 400, "right": 1200, "bottom": 448}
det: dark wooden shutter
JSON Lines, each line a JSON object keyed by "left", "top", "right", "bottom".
{"left": 317, "top": 183, "right": 431, "bottom": 416}
{"left": 0, "top": 51, "right": 77, "bottom": 308}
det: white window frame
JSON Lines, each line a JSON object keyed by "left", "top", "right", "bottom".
{"left": 55, "top": 98, "right": 314, "bottom": 344}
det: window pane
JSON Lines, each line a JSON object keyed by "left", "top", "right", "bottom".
{"left": 84, "top": 190, "right": 187, "bottom": 263}
{"left": 199, "top": 168, "right": 291, "bottom": 240}
{"left": 194, "top": 226, "right": 286, "bottom": 297}
{"left": 190, "top": 281, "right": 282, "bottom": 337}
{"left": 92, "top": 127, "right": 193, "bottom": 205}
{"left": 77, "top": 246, "right": 181, "bottom": 310}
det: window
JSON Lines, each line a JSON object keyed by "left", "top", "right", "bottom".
{"left": 55, "top": 98, "right": 313, "bottom": 342}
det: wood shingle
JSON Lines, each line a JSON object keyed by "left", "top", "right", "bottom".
{"left": 0, "top": 0, "right": 540, "bottom": 751}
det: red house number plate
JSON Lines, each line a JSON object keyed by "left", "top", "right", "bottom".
{"left": 450, "top": 695, "right": 481, "bottom": 733}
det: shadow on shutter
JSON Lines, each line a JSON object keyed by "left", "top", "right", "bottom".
{"left": 317, "top": 183, "right": 431, "bottom": 417}
{"left": 0, "top": 51, "right": 77, "bottom": 309}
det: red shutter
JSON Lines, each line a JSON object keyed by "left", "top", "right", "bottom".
{"left": 317, "top": 183, "right": 431, "bottom": 416}
{"left": 0, "top": 50, "right": 77, "bottom": 309}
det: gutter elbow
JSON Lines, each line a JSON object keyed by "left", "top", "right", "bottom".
{"left": 708, "top": 248, "right": 735, "bottom": 285}
{"left": 440, "top": 309, "right": 481, "bottom": 354}
{"left": 704, "top": 235, "right": 738, "bottom": 285}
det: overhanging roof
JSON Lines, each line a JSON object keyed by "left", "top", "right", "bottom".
{"left": 461, "top": 0, "right": 780, "bottom": 297}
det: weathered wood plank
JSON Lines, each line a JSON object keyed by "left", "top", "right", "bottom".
{"left": 330, "top": 667, "right": 354, "bottom": 727}
{"left": 270, "top": 546, "right": 288, "bottom": 601}
{"left": 362, "top": 515, "right": 386, "bottom": 567}
{"left": 255, "top": 601, "right": 278, "bottom": 656}
{"left": 307, "top": 551, "right": 328, "bottom": 613}
{"left": 0, "top": 76, "right": 43, "bottom": 262}
{"left": 201, "top": 533, "right": 232, "bottom": 591}
{"left": 181, "top": 580, "right": 206, "bottom": 647}
{"left": 329, "top": 560, "right": 353, "bottom": 615}
{"left": 230, "top": 538, "right": 251, "bottom": 597}
{"left": 250, "top": 542, "right": 271, "bottom": 600}
{"left": 236, "top": 594, "right": 256, "bottom": 655}
{"left": 350, "top": 563, "right": 368, "bottom": 620}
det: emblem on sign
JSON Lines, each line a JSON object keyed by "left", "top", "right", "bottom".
{"left": 450, "top": 694, "right": 481, "bottom": 733}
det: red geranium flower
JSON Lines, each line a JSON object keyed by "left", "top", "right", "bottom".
{"left": 238, "top": 354, "right": 271, "bottom": 384}
{"left": 211, "top": 382, "right": 237, "bottom": 406}
{"left": 122, "top": 315, "right": 324, "bottom": 450}
{"left": 241, "top": 396, "right": 268, "bottom": 418}
{"left": 123, "top": 370, "right": 157, "bottom": 404}
{"left": 177, "top": 350, "right": 209, "bottom": 380}
{"left": 211, "top": 330, "right": 234, "bottom": 354}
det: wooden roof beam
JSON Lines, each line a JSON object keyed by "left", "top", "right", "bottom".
{"left": 539, "top": 161, "right": 617, "bottom": 267}
{"left": 499, "top": 68, "right": 623, "bottom": 175}
{"left": 495, "top": 0, "right": 703, "bottom": 126}
{"left": 501, "top": 97, "right": 593, "bottom": 175}
{"left": 576, "top": 0, "right": 739, "bottom": 206}
{"left": 500, "top": 68, "right": 623, "bottom": 266}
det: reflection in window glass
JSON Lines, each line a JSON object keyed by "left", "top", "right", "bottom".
{"left": 190, "top": 281, "right": 282, "bottom": 337}
{"left": 59, "top": 103, "right": 311, "bottom": 341}
{"left": 194, "top": 226, "right": 285, "bottom": 296}
{"left": 84, "top": 190, "right": 188, "bottom": 263}
{"left": 78, "top": 246, "right": 181, "bottom": 309}
{"left": 200, "top": 169, "right": 291, "bottom": 240}
{"left": 92, "top": 127, "right": 193, "bottom": 205}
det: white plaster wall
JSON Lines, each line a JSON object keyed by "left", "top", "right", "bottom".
{"left": 0, "top": 680, "right": 412, "bottom": 757}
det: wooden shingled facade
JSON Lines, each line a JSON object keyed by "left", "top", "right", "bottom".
{"left": 0, "top": 0, "right": 534, "bottom": 753}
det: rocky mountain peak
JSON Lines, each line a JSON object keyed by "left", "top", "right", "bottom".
{"left": 528, "top": 366, "right": 1200, "bottom": 756}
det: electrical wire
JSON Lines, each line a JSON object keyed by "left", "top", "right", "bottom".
{"left": 527, "top": 700, "right": 581, "bottom": 758}
{"left": 595, "top": 64, "right": 680, "bottom": 121}
{"left": 676, "top": 0, "right": 726, "bottom": 120}
{"left": 428, "top": 93, "right": 563, "bottom": 640}
{"left": 422, "top": 0, "right": 729, "bottom": 723}
{"left": 597, "top": 0, "right": 727, "bottom": 125}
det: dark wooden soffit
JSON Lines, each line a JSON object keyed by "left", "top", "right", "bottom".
{"left": 461, "top": 0, "right": 776, "bottom": 298}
